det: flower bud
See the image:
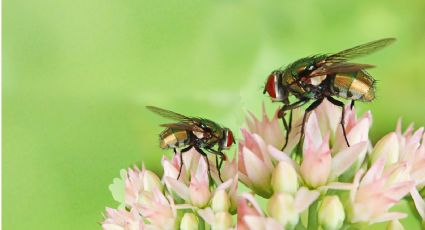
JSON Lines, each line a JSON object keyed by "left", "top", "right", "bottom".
{"left": 212, "top": 190, "right": 230, "bottom": 212}
{"left": 271, "top": 161, "right": 298, "bottom": 194}
{"left": 386, "top": 220, "right": 404, "bottom": 230}
{"left": 300, "top": 150, "right": 331, "bottom": 188}
{"left": 143, "top": 170, "right": 163, "bottom": 192}
{"left": 318, "top": 196, "right": 345, "bottom": 230}
{"left": 267, "top": 192, "right": 299, "bottom": 229}
{"left": 180, "top": 213, "right": 199, "bottom": 230}
{"left": 370, "top": 132, "right": 399, "bottom": 166}
{"left": 189, "top": 182, "right": 211, "bottom": 208}
{"left": 212, "top": 212, "right": 232, "bottom": 230}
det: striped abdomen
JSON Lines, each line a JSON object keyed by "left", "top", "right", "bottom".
{"left": 330, "top": 70, "right": 376, "bottom": 102}
{"left": 159, "top": 128, "right": 190, "bottom": 149}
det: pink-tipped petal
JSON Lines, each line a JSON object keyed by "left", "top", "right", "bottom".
{"left": 361, "top": 158, "right": 385, "bottom": 185}
{"left": 242, "top": 147, "right": 272, "bottom": 196}
{"left": 303, "top": 112, "right": 323, "bottom": 153}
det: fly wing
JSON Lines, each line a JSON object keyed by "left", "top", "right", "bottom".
{"left": 307, "top": 62, "right": 375, "bottom": 77}
{"left": 146, "top": 106, "right": 191, "bottom": 122}
{"left": 160, "top": 123, "right": 205, "bottom": 133}
{"left": 326, "top": 38, "right": 396, "bottom": 62}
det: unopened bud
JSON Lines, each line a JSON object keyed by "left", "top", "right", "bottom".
{"left": 318, "top": 195, "right": 345, "bottom": 230}
{"left": 189, "top": 183, "right": 211, "bottom": 208}
{"left": 300, "top": 150, "right": 331, "bottom": 188}
{"left": 212, "top": 212, "right": 232, "bottom": 230}
{"left": 267, "top": 192, "right": 299, "bottom": 229}
{"left": 387, "top": 220, "right": 405, "bottom": 230}
{"left": 212, "top": 190, "right": 230, "bottom": 212}
{"left": 271, "top": 161, "right": 298, "bottom": 194}
{"left": 180, "top": 213, "right": 199, "bottom": 230}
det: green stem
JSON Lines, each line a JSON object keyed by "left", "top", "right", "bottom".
{"left": 199, "top": 217, "right": 206, "bottom": 230}
{"left": 307, "top": 199, "right": 319, "bottom": 230}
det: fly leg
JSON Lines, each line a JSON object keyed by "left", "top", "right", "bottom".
{"left": 177, "top": 146, "right": 193, "bottom": 180}
{"left": 195, "top": 146, "right": 213, "bottom": 183}
{"left": 299, "top": 98, "right": 324, "bottom": 145}
{"left": 280, "top": 99, "right": 309, "bottom": 150}
{"left": 327, "top": 96, "right": 350, "bottom": 147}
{"left": 206, "top": 148, "right": 227, "bottom": 182}
{"left": 350, "top": 100, "right": 355, "bottom": 110}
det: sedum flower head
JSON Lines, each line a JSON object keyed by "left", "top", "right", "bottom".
{"left": 103, "top": 99, "right": 424, "bottom": 229}
{"left": 102, "top": 148, "right": 237, "bottom": 229}
{"left": 236, "top": 100, "right": 419, "bottom": 229}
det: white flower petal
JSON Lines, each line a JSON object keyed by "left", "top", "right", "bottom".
{"left": 268, "top": 145, "right": 298, "bottom": 170}
{"left": 331, "top": 141, "right": 367, "bottom": 178}
{"left": 197, "top": 208, "right": 215, "bottom": 225}
{"left": 243, "top": 147, "right": 272, "bottom": 192}
{"left": 164, "top": 177, "right": 189, "bottom": 201}
{"left": 243, "top": 216, "right": 267, "bottom": 230}
{"left": 361, "top": 158, "right": 385, "bottom": 185}
{"left": 320, "top": 182, "right": 354, "bottom": 191}
{"left": 370, "top": 212, "right": 407, "bottom": 224}
{"left": 410, "top": 188, "right": 425, "bottom": 219}
{"left": 294, "top": 187, "right": 320, "bottom": 213}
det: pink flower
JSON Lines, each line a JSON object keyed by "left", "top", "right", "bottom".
{"left": 237, "top": 193, "right": 282, "bottom": 230}
{"left": 348, "top": 159, "right": 414, "bottom": 223}
{"left": 238, "top": 189, "right": 319, "bottom": 230}
{"left": 102, "top": 208, "right": 145, "bottom": 230}
{"left": 246, "top": 103, "right": 284, "bottom": 148}
{"left": 124, "top": 166, "right": 163, "bottom": 209}
{"left": 300, "top": 134, "right": 332, "bottom": 188}
{"left": 138, "top": 188, "right": 177, "bottom": 229}
{"left": 395, "top": 121, "right": 425, "bottom": 220}
{"left": 238, "top": 129, "right": 274, "bottom": 197}
{"left": 287, "top": 113, "right": 368, "bottom": 189}
{"left": 304, "top": 100, "right": 371, "bottom": 153}
{"left": 164, "top": 157, "right": 211, "bottom": 208}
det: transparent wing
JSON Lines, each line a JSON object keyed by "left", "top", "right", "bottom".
{"left": 146, "top": 106, "right": 191, "bottom": 122}
{"left": 160, "top": 123, "right": 205, "bottom": 133}
{"left": 327, "top": 38, "right": 396, "bottom": 62}
{"left": 307, "top": 63, "right": 375, "bottom": 78}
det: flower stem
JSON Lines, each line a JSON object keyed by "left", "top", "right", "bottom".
{"left": 199, "top": 217, "right": 206, "bottom": 230}
{"left": 307, "top": 199, "right": 319, "bottom": 230}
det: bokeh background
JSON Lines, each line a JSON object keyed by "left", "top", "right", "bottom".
{"left": 3, "top": 0, "right": 425, "bottom": 229}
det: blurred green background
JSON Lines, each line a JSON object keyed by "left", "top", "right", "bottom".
{"left": 3, "top": 0, "right": 425, "bottom": 229}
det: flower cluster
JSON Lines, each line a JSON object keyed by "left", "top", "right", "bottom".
{"left": 238, "top": 100, "right": 423, "bottom": 229}
{"left": 102, "top": 99, "right": 425, "bottom": 229}
{"left": 102, "top": 148, "right": 237, "bottom": 230}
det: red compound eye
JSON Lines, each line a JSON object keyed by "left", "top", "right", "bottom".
{"left": 264, "top": 74, "right": 277, "bottom": 99}
{"left": 226, "top": 130, "right": 234, "bottom": 147}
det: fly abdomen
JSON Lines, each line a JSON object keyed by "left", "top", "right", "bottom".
{"left": 159, "top": 128, "right": 191, "bottom": 149}
{"left": 330, "top": 70, "right": 376, "bottom": 102}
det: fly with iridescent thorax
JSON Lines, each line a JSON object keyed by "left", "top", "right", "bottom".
{"left": 263, "top": 38, "right": 396, "bottom": 150}
{"left": 146, "top": 106, "right": 235, "bottom": 182}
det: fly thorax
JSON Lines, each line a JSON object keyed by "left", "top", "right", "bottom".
{"left": 309, "top": 75, "right": 326, "bottom": 86}
{"left": 192, "top": 131, "right": 204, "bottom": 139}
